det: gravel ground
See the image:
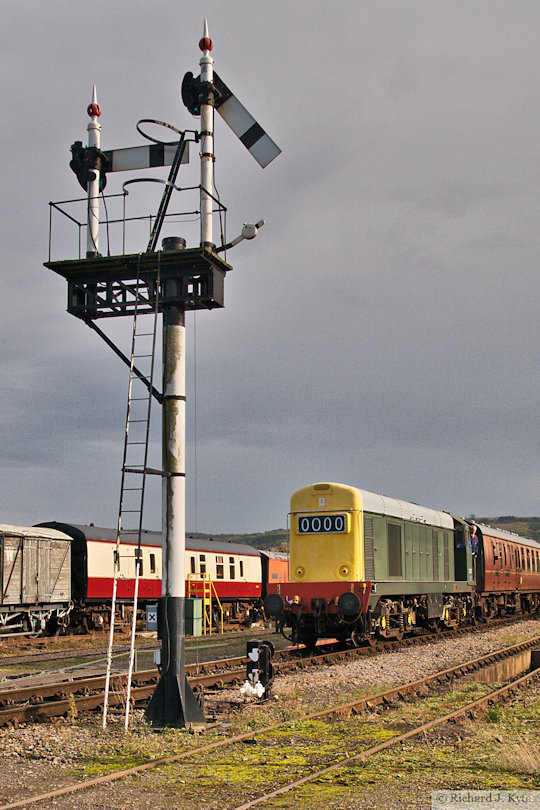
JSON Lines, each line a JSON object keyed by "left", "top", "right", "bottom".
{"left": 0, "top": 618, "right": 538, "bottom": 810}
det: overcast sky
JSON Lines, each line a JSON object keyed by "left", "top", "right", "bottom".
{"left": 1, "top": 1, "right": 539, "bottom": 533}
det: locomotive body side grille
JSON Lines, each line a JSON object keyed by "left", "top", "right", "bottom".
{"left": 432, "top": 530, "right": 439, "bottom": 581}
{"left": 364, "top": 516, "right": 375, "bottom": 580}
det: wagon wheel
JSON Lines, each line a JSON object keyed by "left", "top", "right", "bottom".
{"left": 24, "top": 616, "right": 40, "bottom": 638}
{"left": 367, "top": 636, "right": 378, "bottom": 649}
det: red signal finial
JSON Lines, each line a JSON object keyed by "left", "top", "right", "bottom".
{"left": 87, "top": 85, "right": 101, "bottom": 118}
{"left": 199, "top": 18, "right": 213, "bottom": 52}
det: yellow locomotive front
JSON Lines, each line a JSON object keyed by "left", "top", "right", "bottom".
{"left": 265, "top": 483, "right": 372, "bottom": 647}
{"left": 289, "top": 483, "right": 365, "bottom": 583}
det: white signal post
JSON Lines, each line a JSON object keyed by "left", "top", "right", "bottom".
{"left": 86, "top": 86, "right": 101, "bottom": 257}
{"left": 199, "top": 20, "right": 214, "bottom": 247}
{"left": 144, "top": 22, "right": 217, "bottom": 729}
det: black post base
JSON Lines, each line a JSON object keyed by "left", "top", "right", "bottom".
{"left": 144, "top": 596, "right": 205, "bottom": 727}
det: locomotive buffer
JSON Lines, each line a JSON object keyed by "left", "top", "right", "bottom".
{"left": 45, "top": 21, "right": 280, "bottom": 727}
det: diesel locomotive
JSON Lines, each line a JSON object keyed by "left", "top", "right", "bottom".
{"left": 264, "top": 483, "right": 540, "bottom": 647}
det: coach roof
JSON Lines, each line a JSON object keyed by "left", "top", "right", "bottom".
{"left": 36, "top": 523, "right": 260, "bottom": 557}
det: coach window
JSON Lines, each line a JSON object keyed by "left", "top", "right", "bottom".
{"left": 199, "top": 554, "right": 206, "bottom": 574}
{"left": 527, "top": 550, "right": 531, "bottom": 572}
{"left": 190, "top": 556, "right": 196, "bottom": 574}
{"left": 149, "top": 553, "right": 156, "bottom": 574}
{"left": 387, "top": 523, "right": 402, "bottom": 577}
{"left": 229, "top": 557, "right": 235, "bottom": 579}
{"left": 521, "top": 549, "right": 525, "bottom": 571}
{"left": 239, "top": 560, "right": 244, "bottom": 578}
{"left": 216, "top": 556, "right": 224, "bottom": 579}
{"left": 503, "top": 545, "right": 508, "bottom": 567}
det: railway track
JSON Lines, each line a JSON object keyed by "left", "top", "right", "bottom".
{"left": 0, "top": 618, "right": 537, "bottom": 727}
{"left": 0, "top": 635, "right": 538, "bottom": 810}
{"left": 0, "top": 628, "right": 282, "bottom": 673}
{"left": 234, "top": 649, "right": 540, "bottom": 810}
{"left": 0, "top": 639, "right": 159, "bottom": 670}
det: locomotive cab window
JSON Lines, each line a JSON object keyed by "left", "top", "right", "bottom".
{"left": 216, "top": 556, "right": 224, "bottom": 579}
{"left": 387, "top": 523, "right": 402, "bottom": 577}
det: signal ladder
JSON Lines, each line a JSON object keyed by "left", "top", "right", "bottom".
{"left": 102, "top": 253, "right": 161, "bottom": 730}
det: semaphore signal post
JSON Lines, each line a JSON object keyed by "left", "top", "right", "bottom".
{"left": 45, "top": 21, "right": 280, "bottom": 728}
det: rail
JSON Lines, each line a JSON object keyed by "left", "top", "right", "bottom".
{"left": 1, "top": 635, "right": 538, "bottom": 809}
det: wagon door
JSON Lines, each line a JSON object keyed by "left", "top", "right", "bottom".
{"left": 38, "top": 540, "right": 51, "bottom": 603}
{"left": 2, "top": 536, "right": 23, "bottom": 604}
{"left": 45, "top": 541, "right": 71, "bottom": 603}
{"left": 22, "top": 539, "right": 39, "bottom": 603}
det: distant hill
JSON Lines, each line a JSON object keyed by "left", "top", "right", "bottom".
{"left": 188, "top": 516, "right": 540, "bottom": 551}
{"left": 474, "top": 517, "right": 540, "bottom": 543}
{"left": 186, "top": 529, "right": 288, "bottom": 552}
